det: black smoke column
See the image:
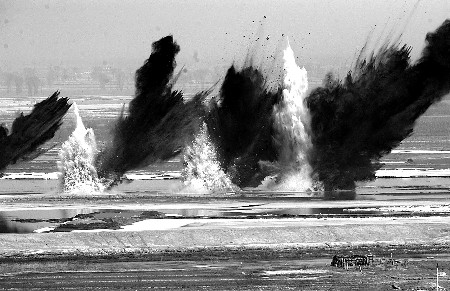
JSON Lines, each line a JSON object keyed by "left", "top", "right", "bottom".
{"left": 206, "top": 65, "right": 280, "bottom": 187}
{"left": 306, "top": 20, "right": 450, "bottom": 198}
{"left": 96, "top": 36, "right": 208, "bottom": 185}
{"left": 0, "top": 91, "right": 71, "bottom": 171}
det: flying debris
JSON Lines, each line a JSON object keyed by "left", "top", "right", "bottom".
{"left": 96, "top": 35, "right": 209, "bottom": 186}
{"left": 0, "top": 91, "right": 71, "bottom": 172}
{"left": 306, "top": 19, "right": 450, "bottom": 198}
{"left": 206, "top": 65, "right": 280, "bottom": 188}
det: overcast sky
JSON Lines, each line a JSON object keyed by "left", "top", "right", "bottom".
{"left": 1, "top": 0, "right": 449, "bottom": 70}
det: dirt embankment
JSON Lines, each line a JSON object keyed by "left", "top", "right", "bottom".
{"left": 1, "top": 216, "right": 450, "bottom": 262}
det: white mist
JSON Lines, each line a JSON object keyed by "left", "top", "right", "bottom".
{"left": 58, "top": 103, "right": 104, "bottom": 194}
{"left": 271, "top": 39, "right": 313, "bottom": 191}
{"left": 182, "top": 122, "right": 235, "bottom": 193}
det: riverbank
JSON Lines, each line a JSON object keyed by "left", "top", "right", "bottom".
{"left": 1, "top": 216, "right": 450, "bottom": 262}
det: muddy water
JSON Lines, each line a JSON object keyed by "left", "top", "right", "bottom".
{"left": 2, "top": 175, "right": 450, "bottom": 233}
{"left": 0, "top": 206, "right": 380, "bottom": 233}
{"left": 3, "top": 195, "right": 450, "bottom": 234}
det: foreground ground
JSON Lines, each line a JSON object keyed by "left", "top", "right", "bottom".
{"left": 2, "top": 180, "right": 450, "bottom": 290}
{"left": 1, "top": 255, "right": 449, "bottom": 290}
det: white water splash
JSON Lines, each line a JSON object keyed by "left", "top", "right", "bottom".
{"left": 270, "top": 39, "right": 313, "bottom": 191}
{"left": 182, "top": 122, "right": 235, "bottom": 193}
{"left": 58, "top": 103, "right": 104, "bottom": 194}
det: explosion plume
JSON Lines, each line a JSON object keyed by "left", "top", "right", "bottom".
{"left": 59, "top": 103, "right": 104, "bottom": 194}
{"left": 269, "top": 40, "right": 313, "bottom": 191}
{"left": 96, "top": 36, "right": 208, "bottom": 185}
{"left": 0, "top": 91, "right": 71, "bottom": 172}
{"left": 205, "top": 64, "right": 281, "bottom": 188}
{"left": 306, "top": 19, "right": 450, "bottom": 198}
{"left": 182, "top": 122, "right": 235, "bottom": 192}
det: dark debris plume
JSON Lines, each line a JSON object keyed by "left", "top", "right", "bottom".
{"left": 96, "top": 35, "right": 209, "bottom": 186}
{"left": 206, "top": 65, "right": 281, "bottom": 187}
{"left": 0, "top": 91, "right": 71, "bottom": 172}
{"left": 306, "top": 19, "right": 450, "bottom": 197}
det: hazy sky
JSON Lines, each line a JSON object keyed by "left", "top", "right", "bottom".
{"left": 1, "top": 0, "right": 449, "bottom": 70}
